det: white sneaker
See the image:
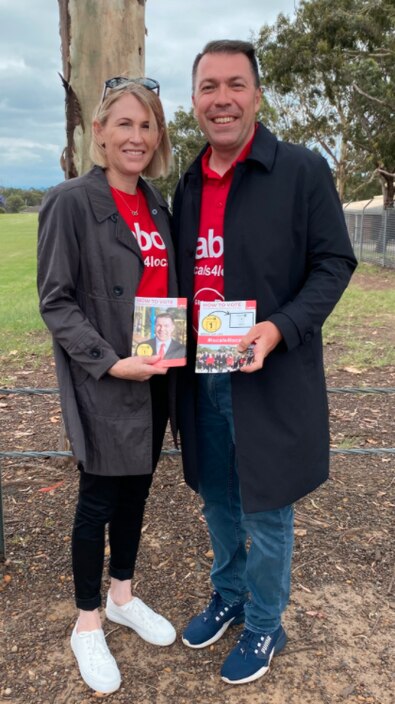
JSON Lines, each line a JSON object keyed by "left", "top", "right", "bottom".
{"left": 105, "top": 592, "right": 176, "bottom": 646}
{"left": 70, "top": 624, "right": 121, "bottom": 694}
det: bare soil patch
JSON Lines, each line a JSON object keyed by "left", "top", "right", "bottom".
{"left": 350, "top": 266, "right": 395, "bottom": 291}
{"left": 1, "top": 272, "right": 394, "bottom": 704}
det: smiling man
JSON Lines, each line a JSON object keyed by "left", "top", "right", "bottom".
{"left": 172, "top": 40, "right": 357, "bottom": 686}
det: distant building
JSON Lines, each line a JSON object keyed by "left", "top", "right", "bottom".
{"left": 343, "top": 195, "right": 395, "bottom": 267}
{"left": 343, "top": 195, "right": 383, "bottom": 214}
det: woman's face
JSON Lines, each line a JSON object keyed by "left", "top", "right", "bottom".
{"left": 94, "top": 93, "right": 161, "bottom": 186}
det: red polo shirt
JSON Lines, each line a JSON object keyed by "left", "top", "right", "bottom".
{"left": 192, "top": 128, "right": 256, "bottom": 333}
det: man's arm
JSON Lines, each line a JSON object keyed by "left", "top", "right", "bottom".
{"left": 239, "top": 155, "right": 357, "bottom": 371}
{"left": 267, "top": 156, "right": 357, "bottom": 352}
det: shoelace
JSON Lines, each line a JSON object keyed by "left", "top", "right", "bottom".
{"left": 236, "top": 629, "right": 266, "bottom": 658}
{"left": 126, "top": 600, "right": 159, "bottom": 628}
{"left": 85, "top": 632, "right": 113, "bottom": 669}
{"left": 203, "top": 591, "right": 230, "bottom": 622}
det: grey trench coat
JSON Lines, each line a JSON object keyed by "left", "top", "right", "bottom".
{"left": 37, "top": 166, "right": 178, "bottom": 476}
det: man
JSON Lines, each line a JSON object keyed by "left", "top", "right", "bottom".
{"left": 172, "top": 40, "right": 357, "bottom": 685}
{"left": 141, "top": 313, "right": 185, "bottom": 360}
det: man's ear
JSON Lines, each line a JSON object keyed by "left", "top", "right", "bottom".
{"left": 254, "top": 86, "right": 263, "bottom": 113}
{"left": 192, "top": 95, "right": 198, "bottom": 120}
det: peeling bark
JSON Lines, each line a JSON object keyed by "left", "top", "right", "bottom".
{"left": 58, "top": 0, "right": 146, "bottom": 178}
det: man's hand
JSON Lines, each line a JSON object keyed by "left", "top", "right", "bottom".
{"left": 238, "top": 321, "right": 282, "bottom": 373}
{"left": 108, "top": 355, "right": 168, "bottom": 382}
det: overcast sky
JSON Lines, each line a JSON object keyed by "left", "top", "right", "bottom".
{"left": 0, "top": 0, "right": 297, "bottom": 189}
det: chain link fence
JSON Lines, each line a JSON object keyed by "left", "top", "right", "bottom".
{"left": 344, "top": 196, "right": 395, "bottom": 268}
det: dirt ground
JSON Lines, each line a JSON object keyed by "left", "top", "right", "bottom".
{"left": 0, "top": 269, "right": 394, "bottom": 704}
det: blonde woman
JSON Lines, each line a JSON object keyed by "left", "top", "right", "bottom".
{"left": 38, "top": 78, "right": 177, "bottom": 694}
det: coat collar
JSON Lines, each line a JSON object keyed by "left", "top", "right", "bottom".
{"left": 247, "top": 123, "right": 278, "bottom": 172}
{"left": 84, "top": 166, "right": 168, "bottom": 223}
{"left": 184, "top": 122, "right": 278, "bottom": 180}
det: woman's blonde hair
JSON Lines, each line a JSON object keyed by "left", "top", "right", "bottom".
{"left": 90, "top": 82, "right": 172, "bottom": 178}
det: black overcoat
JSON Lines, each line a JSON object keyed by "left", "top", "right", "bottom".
{"left": 173, "top": 124, "right": 357, "bottom": 512}
{"left": 37, "top": 166, "right": 178, "bottom": 477}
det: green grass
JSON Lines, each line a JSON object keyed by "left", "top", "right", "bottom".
{"left": 323, "top": 264, "right": 395, "bottom": 369}
{"left": 333, "top": 437, "right": 362, "bottom": 450}
{"left": 0, "top": 214, "right": 50, "bottom": 364}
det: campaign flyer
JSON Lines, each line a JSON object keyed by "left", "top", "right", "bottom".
{"left": 132, "top": 297, "right": 187, "bottom": 367}
{"left": 195, "top": 300, "right": 256, "bottom": 373}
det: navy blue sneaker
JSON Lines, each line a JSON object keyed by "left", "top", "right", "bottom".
{"left": 182, "top": 591, "right": 245, "bottom": 649}
{"left": 220, "top": 625, "right": 287, "bottom": 684}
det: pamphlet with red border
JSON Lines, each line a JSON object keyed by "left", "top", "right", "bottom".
{"left": 195, "top": 300, "right": 256, "bottom": 373}
{"left": 132, "top": 297, "right": 187, "bottom": 367}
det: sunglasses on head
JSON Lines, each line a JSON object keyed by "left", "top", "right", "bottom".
{"left": 100, "top": 76, "right": 160, "bottom": 103}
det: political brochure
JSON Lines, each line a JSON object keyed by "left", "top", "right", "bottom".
{"left": 195, "top": 300, "right": 256, "bottom": 373}
{"left": 132, "top": 296, "right": 187, "bottom": 367}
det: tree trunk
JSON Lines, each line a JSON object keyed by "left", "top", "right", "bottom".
{"left": 58, "top": 0, "right": 146, "bottom": 179}
{"left": 377, "top": 168, "right": 395, "bottom": 210}
{"left": 336, "top": 136, "right": 348, "bottom": 203}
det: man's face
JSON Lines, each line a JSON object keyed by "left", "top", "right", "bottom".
{"left": 155, "top": 316, "right": 175, "bottom": 341}
{"left": 192, "top": 52, "right": 261, "bottom": 157}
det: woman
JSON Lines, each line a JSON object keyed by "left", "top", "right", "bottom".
{"left": 37, "top": 77, "right": 177, "bottom": 695}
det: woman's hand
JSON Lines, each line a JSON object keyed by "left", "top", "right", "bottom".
{"left": 107, "top": 355, "right": 168, "bottom": 382}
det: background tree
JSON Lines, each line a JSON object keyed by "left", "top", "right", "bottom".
{"left": 58, "top": 0, "right": 146, "bottom": 178}
{"left": 0, "top": 187, "right": 46, "bottom": 208}
{"left": 24, "top": 189, "right": 46, "bottom": 207}
{"left": 6, "top": 194, "right": 25, "bottom": 213}
{"left": 255, "top": 0, "right": 395, "bottom": 205}
{"left": 154, "top": 108, "right": 206, "bottom": 204}
{"left": 347, "top": 1, "right": 395, "bottom": 207}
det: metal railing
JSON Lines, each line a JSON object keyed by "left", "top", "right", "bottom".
{"left": 1, "top": 385, "right": 395, "bottom": 561}
{"left": 344, "top": 203, "right": 395, "bottom": 268}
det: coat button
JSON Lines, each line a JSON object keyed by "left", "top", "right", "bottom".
{"left": 113, "top": 286, "right": 124, "bottom": 297}
{"left": 110, "top": 213, "right": 118, "bottom": 223}
{"left": 304, "top": 331, "right": 313, "bottom": 343}
{"left": 151, "top": 208, "right": 158, "bottom": 215}
{"left": 89, "top": 347, "right": 101, "bottom": 359}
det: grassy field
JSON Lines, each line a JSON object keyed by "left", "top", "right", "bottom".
{"left": 0, "top": 214, "right": 394, "bottom": 375}
{"left": 323, "top": 263, "right": 395, "bottom": 369}
{"left": 0, "top": 213, "right": 50, "bottom": 363}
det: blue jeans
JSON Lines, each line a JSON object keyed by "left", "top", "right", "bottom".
{"left": 196, "top": 373, "right": 294, "bottom": 633}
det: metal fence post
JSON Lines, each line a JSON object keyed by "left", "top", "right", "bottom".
{"left": 382, "top": 209, "right": 388, "bottom": 267}
{"left": 360, "top": 198, "right": 373, "bottom": 263}
{"left": 0, "top": 462, "right": 5, "bottom": 561}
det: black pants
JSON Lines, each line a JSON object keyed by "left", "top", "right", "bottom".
{"left": 72, "top": 376, "right": 168, "bottom": 610}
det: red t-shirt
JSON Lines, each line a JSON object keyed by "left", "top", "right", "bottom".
{"left": 111, "top": 186, "right": 168, "bottom": 297}
{"left": 192, "top": 129, "right": 256, "bottom": 333}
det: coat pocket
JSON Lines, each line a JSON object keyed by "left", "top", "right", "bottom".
{"left": 69, "top": 358, "right": 90, "bottom": 387}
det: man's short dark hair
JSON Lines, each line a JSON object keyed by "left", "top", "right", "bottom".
{"left": 192, "top": 40, "right": 260, "bottom": 93}
{"left": 155, "top": 312, "right": 174, "bottom": 322}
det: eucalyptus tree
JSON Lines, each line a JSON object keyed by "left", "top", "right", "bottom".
{"left": 256, "top": 0, "right": 394, "bottom": 205}
{"left": 58, "top": 0, "right": 146, "bottom": 178}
